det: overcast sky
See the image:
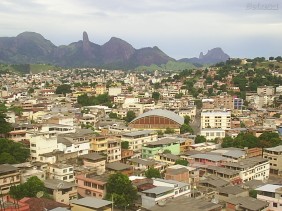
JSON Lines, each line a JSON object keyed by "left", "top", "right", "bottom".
{"left": 0, "top": 0, "right": 281, "bottom": 59}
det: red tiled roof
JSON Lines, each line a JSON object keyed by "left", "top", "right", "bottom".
{"left": 22, "top": 197, "right": 69, "bottom": 211}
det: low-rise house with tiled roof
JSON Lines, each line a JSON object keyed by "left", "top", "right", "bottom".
{"left": 44, "top": 179, "right": 77, "bottom": 205}
{"left": 225, "top": 196, "right": 268, "bottom": 211}
{"left": 106, "top": 161, "right": 133, "bottom": 176}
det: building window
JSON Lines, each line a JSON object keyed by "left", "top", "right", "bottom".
{"left": 273, "top": 203, "right": 278, "bottom": 207}
{"left": 63, "top": 176, "right": 67, "bottom": 180}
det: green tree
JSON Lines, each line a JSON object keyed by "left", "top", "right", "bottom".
{"left": 121, "top": 141, "right": 129, "bottom": 149}
{"left": 249, "top": 189, "right": 257, "bottom": 198}
{"left": 195, "top": 135, "right": 206, "bottom": 144}
{"left": 28, "top": 87, "right": 34, "bottom": 94}
{"left": 0, "top": 103, "right": 12, "bottom": 134}
{"left": 175, "top": 93, "right": 183, "bottom": 99}
{"left": 184, "top": 116, "right": 191, "bottom": 124}
{"left": 175, "top": 159, "right": 189, "bottom": 166}
{"left": 152, "top": 92, "right": 161, "bottom": 102}
{"left": 0, "top": 138, "right": 30, "bottom": 164}
{"left": 55, "top": 84, "right": 72, "bottom": 95}
{"left": 164, "top": 128, "right": 175, "bottom": 134}
{"left": 109, "top": 112, "right": 118, "bottom": 119}
{"left": 128, "top": 86, "right": 133, "bottom": 92}
{"left": 180, "top": 124, "right": 193, "bottom": 134}
{"left": 10, "top": 176, "right": 46, "bottom": 200}
{"left": 9, "top": 106, "right": 23, "bottom": 116}
{"left": 163, "top": 149, "right": 171, "bottom": 154}
{"left": 145, "top": 167, "right": 161, "bottom": 179}
{"left": 273, "top": 113, "right": 280, "bottom": 118}
{"left": 106, "top": 173, "right": 137, "bottom": 208}
{"left": 124, "top": 111, "right": 136, "bottom": 123}
{"left": 77, "top": 93, "right": 112, "bottom": 107}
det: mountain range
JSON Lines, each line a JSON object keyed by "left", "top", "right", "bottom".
{"left": 0, "top": 31, "right": 230, "bottom": 69}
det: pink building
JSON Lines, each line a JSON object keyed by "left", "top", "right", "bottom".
{"left": 75, "top": 173, "right": 109, "bottom": 199}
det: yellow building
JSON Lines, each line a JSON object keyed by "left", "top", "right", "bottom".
{"left": 90, "top": 135, "right": 108, "bottom": 153}
{"left": 95, "top": 85, "right": 107, "bottom": 95}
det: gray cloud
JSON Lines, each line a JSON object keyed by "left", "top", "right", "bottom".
{"left": 0, "top": 0, "right": 281, "bottom": 58}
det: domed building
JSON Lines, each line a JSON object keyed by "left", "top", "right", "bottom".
{"left": 129, "top": 109, "right": 184, "bottom": 132}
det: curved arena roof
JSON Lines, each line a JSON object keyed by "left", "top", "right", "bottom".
{"left": 131, "top": 109, "right": 184, "bottom": 125}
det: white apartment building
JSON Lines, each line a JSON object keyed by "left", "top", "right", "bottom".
{"left": 107, "top": 138, "right": 121, "bottom": 163}
{"left": 29, "top": 132, "right": 58, "bottom": 161}
{"left": 256, "top": 184, "right": 282, "bottom": 211}
{"left": 141, "top": 178, "right": 190, "bottom": 209}
{"left": 122, "top": 103, "right": 155, "bottom": 114}
{"left": 254, "top": 95, "right": 275, "bottom": 109}
{"left": 121, "top": 130, "right": 158, "bottom": 152}
{"left": 223, "top": 157, "right": 269, "bottom": 182}
{"left": 200, "top": 128, "right": 225, "bottom": 140}
{"left": 178, "top": 106, "right": 197, "bottom": 120}
{"left": 257, "top": 86, "right": 275, "bottom": 95}
{"left": 48, "top": 163, "right": 75, "bottom": 182}
{"left": 56, "top": 130, "right": 93, "bottom": 156}
{"left": 108, "top": 87, "right": 122, "bottom": 96}
{"left": 201, "top": 109, "right": 231, "bottom": 129}
{"left": 40, "top": 124, "right": 75, "bottom": 134}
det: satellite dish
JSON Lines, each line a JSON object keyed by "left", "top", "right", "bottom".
{"left": 158, "top": 200, "right": 166, "bottom": 206}
{"left": 57, "top": 182, "right": 64, "bottom": 190}
{"left": 36, "top": 191, "right": 44, "bottom": 198}
{"left": 211, "top": 197, "right": 219, "bottom": 204}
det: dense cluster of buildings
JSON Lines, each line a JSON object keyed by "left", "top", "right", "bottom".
{"left": 0, "top": 66, "right": 282, "bottom": 211}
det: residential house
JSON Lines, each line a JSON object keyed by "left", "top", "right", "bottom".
{"left": 44, "top": 179, "right": 77, "bottom": 205}
{"left": 0, "top": 164, "right": 21, "bottom": 195}
{"left": 90, "top": 135, "right": 108, "bottom": 154}
{"left": 256, "top": 184, "right": 282, "bottom": 211}
{"left": 106, "top": 162, "right": 133, "bottom": 176}
{"left": 223, "top": 157, "right": 269, "bottom": 182}
{"left": 80, "top": 153, "right": 106, "bottom": 171}
{"left": 263, "top": 145, "right": 282, "bottom": 175}
{"left": 225, "top": 196, "right": 268, "bottom": 211}
{"left": 121, "top": 130, "right": 158, "bottom": 152}
{"left": 29, "top": 131, "right": 58, "bottom": 161}
{"left": 75, "top": 172, "right": 109, "bottom": 198}
{"left": 48, "top": 163, "right": 75, "bottom": 182}
{"left": 200, "top": 128, "right": 225, "bottom": 140}
{"left": 71, "top": 197, "right": 112, "bottom": 211}
{"left": 149, "top": 196, "right": 222, "bottom": 211}
{"left": 217, "top": 185, "right": 248, "bottom": 202}
{"left": 106, "top": 137, "right": 121, "bottom": 163}
{"left": 142, "top": 138, "right": 180, "bottom": 159}
{"left": 141, "top": 178, "right": 190, "bottom": 210}
{"left": 57, "top": 129, "right": 92, "bottom": 156}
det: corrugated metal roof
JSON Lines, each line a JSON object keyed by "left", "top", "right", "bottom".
{"left": 123, "top": 130, "right": 154, "bottom": 137}
{"left": 189, "top": 154, "right": 226, "bottom": 162}
{"left": 131, "top": 109, "right": 184, "bottom": 125}
{"left": 71, "top": 197, "right": 111, "bottom": 208}
{"left": 265, "top": 145, "right": 282, "bottom": 152}
{"left": 142, "top": 186, "right": 174, "bottom": 194}
{"left": 256, "top": 184, "right": 282, "bottom": 192}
